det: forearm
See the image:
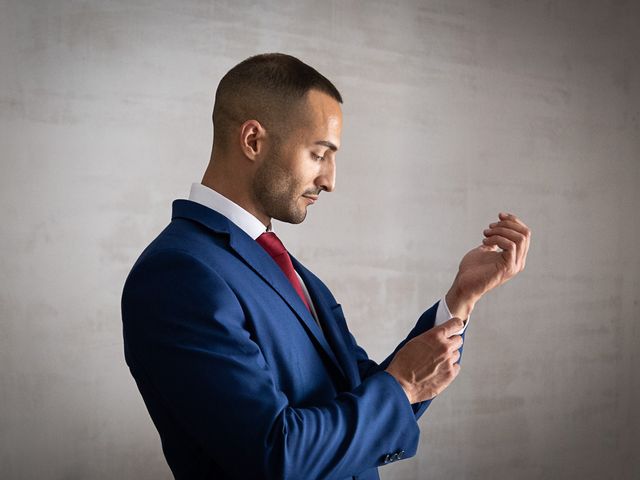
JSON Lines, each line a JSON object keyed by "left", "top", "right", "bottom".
{"left": 445, "top": 283, "right": 477, "bottom": 321}
{"left": 262, "top": 371, "right": 420, "bottom": 479}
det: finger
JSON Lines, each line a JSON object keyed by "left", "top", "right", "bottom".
{"left": 483, "top": 227, "right": 525, "bottom": 244}
{"left": 448, "top": 334, "right": 464, "bottom": 351}
{"left": 488, "top": 220, "right": 530, "bottom": 237}
{"left": 451, "top": 349, "right": 461, "bottom": 364}
{"left": 482, "top": 234, "right": 516, "bottom": 251}
{"left": 498, "top": 212, "right": 524, "bottom": 225}
{"left": 483, "top": 227, "right": 526, "bottom": 266}
{"left": 490, "top": 218, "right": 531, "bottom": 267}
{"left": 489, "top": 214, "right": 531, "bottom": 244}
{"left": 482, "top": 235, "right": 516, "bottom": 267}
{"left": 439, "top": 317, "right": 465, "bottom": 338}
{"left": 522, "top": 232, "right": 530, "bottom": 269}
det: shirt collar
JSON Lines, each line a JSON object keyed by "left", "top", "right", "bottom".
{"left": 188, "top": 182, "right": 271, "bottom": 240}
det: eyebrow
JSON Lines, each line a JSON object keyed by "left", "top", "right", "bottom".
{"left": 314, "top": 140, "right": 338, "bottom": 152}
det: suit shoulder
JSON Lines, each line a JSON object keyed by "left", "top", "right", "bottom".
{"left": 133, "top": 217, "right": 228, "bottom": 267}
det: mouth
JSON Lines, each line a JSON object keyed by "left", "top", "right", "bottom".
{"left": 302, "top": 195, "right": 318, "bottom": 204}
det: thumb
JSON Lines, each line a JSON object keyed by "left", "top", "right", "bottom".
{"left": 441, "top": 317, "right": 465, "bottom": 337}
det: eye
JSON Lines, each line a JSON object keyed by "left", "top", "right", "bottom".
{"left": 311, "top": 152, "right": 324, "bottom": 162}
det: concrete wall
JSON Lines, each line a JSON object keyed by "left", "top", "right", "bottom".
{"left": 1, "top": 0, "right": 638, "bottom": 478}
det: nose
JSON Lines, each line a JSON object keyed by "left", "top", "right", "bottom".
{"left": 316, "top": 157, "right": 336, "bottom": 193}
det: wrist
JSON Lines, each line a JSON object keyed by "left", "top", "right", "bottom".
{"left": 445, "top": 283, "right": 477, "bottom": 321}
{"left": 385, "top": 368, "right": 415, "bottom": 404}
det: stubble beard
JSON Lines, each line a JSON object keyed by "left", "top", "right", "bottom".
{"left": 252, "top": 154, "right": 307, "bottom": 225}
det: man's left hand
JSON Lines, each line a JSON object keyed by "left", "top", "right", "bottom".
{"left": 446, "top": 212, "right": 531, "bottom": 319}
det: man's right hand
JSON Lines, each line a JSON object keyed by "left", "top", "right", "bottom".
{"left": 385, "top": 317, "right": 464, "bottom": 404}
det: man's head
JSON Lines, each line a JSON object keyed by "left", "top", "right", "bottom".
{"left": 204, "top": 53, "right": 343, "bottom": 226}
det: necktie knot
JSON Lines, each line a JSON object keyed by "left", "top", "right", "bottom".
{"left": 256, "top": 232, "right": 287, "bottom": 258}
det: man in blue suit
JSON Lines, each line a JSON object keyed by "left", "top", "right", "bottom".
{"left": 121, "top": 53, "right": 531, "bottom": 479}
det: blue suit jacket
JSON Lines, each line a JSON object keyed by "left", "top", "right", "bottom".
{"left": 121, "top": 199, "right": 465, "bottom": 479}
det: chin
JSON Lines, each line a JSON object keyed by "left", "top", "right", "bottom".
{"left": 273, "top": 207, "right": 306, "bottom": 225}
{"left": 290, "top": 211, "right": 307, "bottom": 224}
{"left": 292, "top": 205, "right": 309, "bottom": 224}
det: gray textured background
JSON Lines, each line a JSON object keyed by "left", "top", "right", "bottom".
{"left": 1, "top": 1, "right": 638, "bottom": 479}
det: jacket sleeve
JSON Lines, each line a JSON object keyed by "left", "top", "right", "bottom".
{"left": 342, "top": 302, "right": 466, "bottom": 420}
{"left": 122, "top": 249, "right": 420, "bottom": 480}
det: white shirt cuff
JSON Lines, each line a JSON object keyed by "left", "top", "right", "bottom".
{"left": 434, "top": 296, "right": 469, "bottom": 335}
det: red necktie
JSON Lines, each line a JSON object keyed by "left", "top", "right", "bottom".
{"left": 256, "top": 232, "right": 311, "bottom": 312}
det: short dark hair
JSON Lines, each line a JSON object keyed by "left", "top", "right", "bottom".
{"left": 212, "top": 53, "right": 342, "bottom": 152}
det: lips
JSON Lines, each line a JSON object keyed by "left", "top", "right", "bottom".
{"left": 302, "top": 195, "right": 318, "bottom": 204}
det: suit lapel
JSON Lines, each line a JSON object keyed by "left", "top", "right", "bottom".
{"left": 172, "top": 200, "right": 346, "bottom": 380}
{"left": 291, "top": 256, "right": 360, "bottom": 391}
{"left": 228, "top": 231, "right": 347, "bottom": 379}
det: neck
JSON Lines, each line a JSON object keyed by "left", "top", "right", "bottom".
{"left": 201, "top": 161, "right": 271, "bottom": 229}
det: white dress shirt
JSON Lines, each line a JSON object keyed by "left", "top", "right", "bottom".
{"left": 188, "top": 182, "right": 468, "bottom": 336}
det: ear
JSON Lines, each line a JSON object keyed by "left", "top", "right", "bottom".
{"left": 239, "top": 119, "right": 267, "bottom": 162}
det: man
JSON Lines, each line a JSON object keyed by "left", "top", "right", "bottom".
{"left": 121, "top": 53, "right": 530, "bottom": 479}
